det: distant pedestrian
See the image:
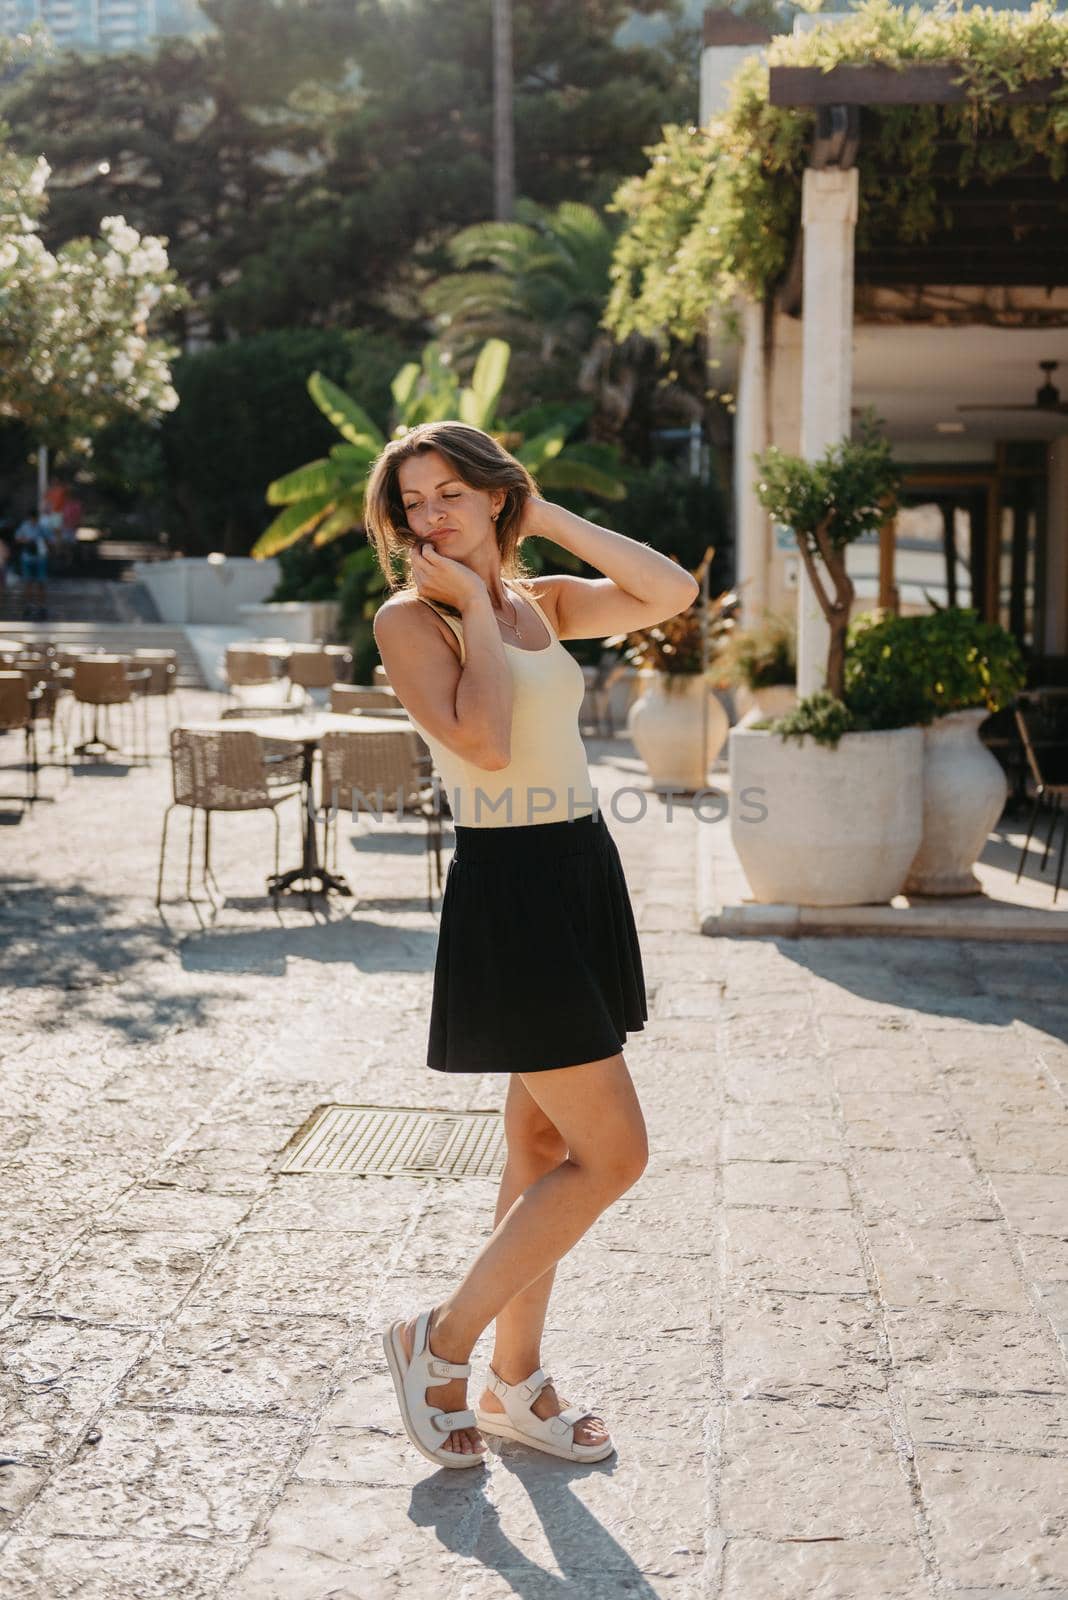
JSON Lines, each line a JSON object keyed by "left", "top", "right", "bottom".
{"left": 15, "top": 512, "right": 51, "bottom": 619}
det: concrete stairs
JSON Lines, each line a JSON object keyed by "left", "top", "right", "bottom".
{"left": 0, "top": 619, "right": 207, "bottom": 688}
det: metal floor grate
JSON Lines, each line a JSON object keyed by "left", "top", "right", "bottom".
{"left": 274, "top": 1105, "right": 505, "bottom": 1179}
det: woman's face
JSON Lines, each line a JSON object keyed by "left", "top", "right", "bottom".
{"left": 396, "top": 449, "right": 503, "bottom": 561}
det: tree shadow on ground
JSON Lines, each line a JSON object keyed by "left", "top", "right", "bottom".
{"left": 177, "top": 916, "right": 438, "bottom": 977}
{"left": 775, "top": 934, "right": 1068, "bottom": 1046}
{"left": 0, "top": 875, "right": 236, "bottom": 1041}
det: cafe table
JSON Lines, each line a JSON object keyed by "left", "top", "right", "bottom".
{"left": 180, "top": 709, "right": 414, "bottom": 899}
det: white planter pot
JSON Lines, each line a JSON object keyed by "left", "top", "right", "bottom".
{"left": 627, "top": 671, "right": 728, "bottom": 791}
{"left": 729, "top": 724, "right": 924, "bottom": 907}
{"left": 733, "top": 683, "right": 798, "bottom": 727}
{"left": 904, "top": 708, "right": 1006, "bottom": 897}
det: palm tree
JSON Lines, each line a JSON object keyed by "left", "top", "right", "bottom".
{"left": 251, "top": 336, "right": 625, "bottom": 560}
{"left": 423, "top": 200, "right": 704, "bottom": 449}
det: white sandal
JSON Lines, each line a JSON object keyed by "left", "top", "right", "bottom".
{"left": 382, "top": 1311, "right": 486, "bottom": 1471}
{"left": 475, "top": 1366, "right": 615, "bottom": 1463}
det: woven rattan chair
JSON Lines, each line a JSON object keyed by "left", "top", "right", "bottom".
{"left": 319, "top": 728, "right": 443, "bottom": 910}
{"left": 11, "top": 655, "right": 64, "bottom": 762}
{"left": 70, "top": 655, "right": 150, "bottom": 760}
{"left": 0, "top": 670, "right": 42, "bottom": 802}
{"left": 285, "top": 648, "right": 336, "bottom": 704}
{"left": 330, "top": 684, "right": 402, "bottom": 714}
{"left": 134, "top": 646, "right": 180, "bottom": 715}
{"left": 324, "top": 644, "right": 354, "bottom": 684}
{"left": 224, "top": 647, "right": 278, "bottom": 704}
{"left": 157, "top": 726, "right": 302, "bottom": 907}
{"left": 219, "top": 704, "right": 304, "bottom": 788}
{"left": 1014, "top": 699, "right": 1068, "bottom": 902}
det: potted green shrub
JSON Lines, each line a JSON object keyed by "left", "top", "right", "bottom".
{"left": 847, "top": 608, "right": 1025, "bottom": 895}
{"left": 728, "top": 417, "right": 925, "bottom": 908}
{"left": 607, "top": 550, "right": 738, "bottom": 790}
{"left": 715, "top": 611, "right": 797, "bottom": 726}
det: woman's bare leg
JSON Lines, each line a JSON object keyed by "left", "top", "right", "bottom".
{"left": 476, "top": 1074, "right": 610, "bottom": 1448}
{"left": 397, "top": 1052, "right": 647, "bottom": 1456}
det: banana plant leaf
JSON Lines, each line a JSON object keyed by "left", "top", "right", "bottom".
{"left": 539, "top": 456, "right": 627, "bottom": 500}
{"left": 459, "top": 337, "right": 510, "bottom": 431}
{"left": 515, "top": 423, "right": 568, "bottom": 471}
{"left": 308, "top": 372, "right": 385, "bottom": 450}
{"left": 266, "top": 459, "right": 334, "bottom": 506}
{"left": 312, "top": 492, "right": 367, "bottom": 547}
{"left": 252, "top": 491, "right": 334, "bottom": 557}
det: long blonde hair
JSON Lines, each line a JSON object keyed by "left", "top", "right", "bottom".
{"left": 364, "top": 421, "right": 539, "bottom": 600}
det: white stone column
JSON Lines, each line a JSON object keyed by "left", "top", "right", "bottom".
{"left": 733, "top": 297, "right": 769, "bottom": 616}
{"left": 797, "top": 165, "right": 859, "bottom": 697}
{"left": 1045, "top": 434, "right": 1068, "bottom": 656}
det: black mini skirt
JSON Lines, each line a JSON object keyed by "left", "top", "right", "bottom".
{"left": 427, "top": 811, "right": 648, "bottom": 1074}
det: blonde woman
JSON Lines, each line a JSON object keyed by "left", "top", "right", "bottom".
{"left": 369, "top": 421, "right": 698, "bottom": 1470}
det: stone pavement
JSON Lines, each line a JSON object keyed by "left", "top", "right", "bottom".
{"left": 1, "top": 690, "right": 1066, "bottom": 1599}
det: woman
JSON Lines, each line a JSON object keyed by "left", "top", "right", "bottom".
{"left": 370, "top": 421, "right": 698, "bottom": 1470}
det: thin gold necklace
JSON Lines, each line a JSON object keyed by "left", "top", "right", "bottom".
{"left": 493, "top": 585, "right": 523, "bottom": 637}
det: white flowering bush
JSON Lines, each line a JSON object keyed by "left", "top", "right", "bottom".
{"left": 0, "top": 138, "right": 186, "bottom": 452}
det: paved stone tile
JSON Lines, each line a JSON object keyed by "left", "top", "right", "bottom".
{"left": 243, "top": 1174, "right": 435, "bottom": 1234}
{"left": 722, "top": 1290, "right": 885, "bottom": 1401}
{"left": 837, "top": 1090, "right": 963, "bottom": 1150}
{"left": 20, "top": 1408, "right": 303, "bottom": 1540}
{"left": 0, "top": 1535, "right": 238, "bottom": 1600}
{"left": 723, "top": 1055, "right": 835, "bottom": 1106}
{"left": 721, "top": 1106, "right": 841, "bottom": 1163}
{"left": 884, "top": 1305, "right": 1066, "bottom": 1393}
{"left": 722, "top": 1160, "right": 851, "bottom": 1210}
{"left": 990, "top": 1171, "right": 1068, "bottom": 1236}
{"left": 472, "top": 1450, "right": 708, "bottom": 1578}
{"left": 0, "top": 1463, "right": 47, "bottom": 1531}
{"left": 724, "top": 1209, "right": 868, "bottom": 1296}
{"left": 960, "top": 1111, "right": 1068, "bottom": 1175}
{"left": 720, "top": 1397, "right": 912, "bottom": 1541}
{"left": 850, "top": 1149, "right": 1000, "bottom": 1224}
{"left": 720, "top": 1536, "right": 928, "bottom": 1599}
{"left": 0, "top": 1319, "right": 147, "bottom": 1458}
{"left": 914, "top": 1445, "right": 1068, "bottom": 1588}
{"left": 120, "top": 1310, "right": 351, "bottom": 1415}
{"left": 26, "top": 1230, "right": 220, "bottom": 1325}
{"left": 864, "top": 1218, "right": 1035, "bottom": 1311}
{"left": 902, "top": 1386, "right": 1068, "bottom": 1452}
{"left": 222, "top": 1480, "right": 475, "bottom": 1600}
{"left": 186, "top": 1231, "right": 382, "bottom": 1317}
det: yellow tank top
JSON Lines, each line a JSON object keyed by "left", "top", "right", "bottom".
{"left": 407, "top": 579, "right": 596, "bottom": 827}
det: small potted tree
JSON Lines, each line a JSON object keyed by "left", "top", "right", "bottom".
{"left": 716, "top": 611, "right": 797, "bottom": 726}
{"left": 729, "top": 416, "right": 925, "bottom": 908}
{"left": 607, "top": 549, "right": 738, "bottom": 790}
{"left": 847, "top": 608, "right": 1025, "bottom": 895}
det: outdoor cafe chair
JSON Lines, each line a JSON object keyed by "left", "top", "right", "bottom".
{"left": 284, "top": 648, "right": 339, "bottom": 705}
{"left": 318, "top": 727, "right": 443, "bottom": 910}
{"left": 1013, "top": 698, "right": 1068, "bottom": 902}
{"left": 70, "top": 655, "right": 151, "bottom": 761}
{"left": 133, "top": 648, "right": 182, "bottom": 735}
{"left": 0, "top": 670, "right": 42, "bottom": 803}
{"left": 224, "top": 646, "right": 278, "bottom": 703}
{"left": 330, "top": 684, "right": 402, "bottom": 714}
{"left": 9, "top": 655, "right": 65, "bottom": 763}
{"left": 157, "top": 726, "right": 302, "bottom": 908}
{"left": 219, "top": 703, "right": 305, "bottom": 789}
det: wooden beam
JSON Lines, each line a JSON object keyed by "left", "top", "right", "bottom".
{"left": 769, "top": 63, "right": 1066, "bottom": 108}
{"left": 703, "top": 7, "right": 772, "bottom": 48}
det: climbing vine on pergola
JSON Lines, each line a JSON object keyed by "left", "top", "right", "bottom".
{"left": 603, "top": 0, "right": 1068, "bottom": 346}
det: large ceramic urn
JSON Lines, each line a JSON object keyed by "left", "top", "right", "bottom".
{"left": 627, "top": 670, "right": 728, "bottom": 791}
{"left": 904, "top": 708, "right": 1006, "bottom": 896}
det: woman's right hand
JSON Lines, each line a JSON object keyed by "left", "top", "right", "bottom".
{"left": 410, "top": 541, "right": 488, "bottom": 611}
